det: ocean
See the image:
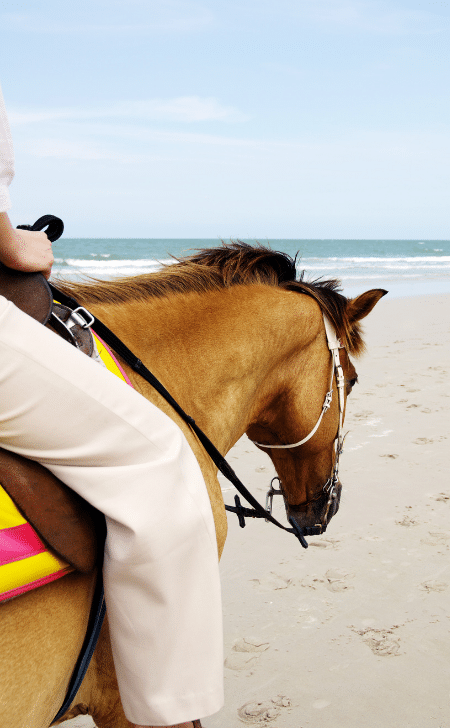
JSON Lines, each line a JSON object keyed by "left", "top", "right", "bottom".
{"left": 51, "top": 238, "right": 450, "bottom": 298}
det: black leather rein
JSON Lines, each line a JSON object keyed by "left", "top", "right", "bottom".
{"left": 49, "top": 283, "right": 310, "bottom": 550}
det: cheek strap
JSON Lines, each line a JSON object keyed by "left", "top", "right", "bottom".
{"left": 251, "top": 314, "right": 345, "bottom": 450}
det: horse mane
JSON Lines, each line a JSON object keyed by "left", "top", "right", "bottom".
{"left": 55, "top": 241, "right": 364, "bottom": 355}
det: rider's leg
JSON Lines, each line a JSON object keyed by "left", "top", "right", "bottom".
{"left": 0, "top": 296, "right": 223, "bottom": 726}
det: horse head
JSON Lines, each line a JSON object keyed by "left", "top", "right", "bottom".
{"left": 55, "top": 241, "right": 386, "bottom": 539}
{"left": 247, "top": 288, "right": 386, "bottom": 536}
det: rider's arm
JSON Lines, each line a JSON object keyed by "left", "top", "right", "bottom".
{"left": 0, "top": 212, "right": 54, "bottom": 278}
{"left": 0, "top": 83, "right": 53, "bottom": 278}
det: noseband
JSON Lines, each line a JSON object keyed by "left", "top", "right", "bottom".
{"left": 251, "top": 314, "right": 346, "bottom": 534}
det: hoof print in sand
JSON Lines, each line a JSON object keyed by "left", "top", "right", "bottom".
{"left": 225, "top": 653, "right": 259, "bottom": 671}
{"left": 309, "top": 538, "right": 339, "bottom": 549}
{"left": 301, "top": 569, "right": 353, "bottom": 592}
{"left": 356, "top": 627, "right": 401, "bottom": 656}
{"left": 420, "top": 580, "right": 448, "bottom": 593}
{"left": 421, "top": 531, "right": 450, "bottom": 546}
{"left": 325, "top": 569, "right": 354, "bottom": 592}
{"left": 432, "top": 492, "right": 450, "bottom": 503}
{"left": 238, "top": 696, "right": 291, "bottom": 723}
{"left": 396, "top": 514, "right": 419, "bottom": 527}
{"left": 252, "top": 572, "right": 292, "bottom": 591}
{"left": 232, "top": 637, "right": 270, "bottom": 653}
{"left": 353, "top": 410, "right": 374, "bottom": 419}
{"left": 225, "top": 637, "right": 269, "bottom": 671}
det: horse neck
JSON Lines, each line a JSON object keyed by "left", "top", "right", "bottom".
{"left": 91, "top": 285, "right": 321, "bottom": 454}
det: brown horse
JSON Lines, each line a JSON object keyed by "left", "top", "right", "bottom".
{"left": 0, "top": 243, "right": 385, "bottom": 728}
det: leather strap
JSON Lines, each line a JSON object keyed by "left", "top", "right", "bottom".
{"left": 48, "top": 302, "right": 94, "bottom": 356}
{"left": 52, "top": 572, "right": 106, "bottom": 723}
{"left": 49, "top": 284, "right": 310, "bottom": 549}
{"left": 16, "top": 214, "right": 64, "bottom": 243}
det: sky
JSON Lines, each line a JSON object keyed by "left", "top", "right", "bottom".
{"left": 1, "top": 0, "right": 450, "bottom": 239}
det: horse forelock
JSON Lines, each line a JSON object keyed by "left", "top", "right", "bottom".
{"left": 55, "top": 241, "right": 363, "bottom": 355}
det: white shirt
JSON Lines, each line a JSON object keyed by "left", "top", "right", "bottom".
{"left": 0, "top": 84, "right": 15, "bottom": 212}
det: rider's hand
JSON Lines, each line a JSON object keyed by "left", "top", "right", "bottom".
{"left": 0, "top": 212, "right": 54, "bottom": 279}
{"left": 5, "top": 228, "right": 54, "bottom": 279}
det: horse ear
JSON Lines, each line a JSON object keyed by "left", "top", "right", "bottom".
{"left": 346, "top": 288, "right": 387, "bottom": 324}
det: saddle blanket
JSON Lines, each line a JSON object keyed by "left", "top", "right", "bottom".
{"left": 0, "top": 331, "right": 132, "bottom": 603}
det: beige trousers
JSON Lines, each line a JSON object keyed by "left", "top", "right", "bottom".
{"left": 0, "top": 296, "right": 223, "bottom": 726}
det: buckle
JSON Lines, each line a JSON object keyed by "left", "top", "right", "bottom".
{"left": 67, "top": 307, "right": 95, "bottom": 330}
{"left": 50, "top": 302, "right": 94, "bottom": 357}
{"left": 265, "top": 477, "right": 283, "bottom": 520}
{"left": 323, "top": 391, "right": 333, "bottom": 411}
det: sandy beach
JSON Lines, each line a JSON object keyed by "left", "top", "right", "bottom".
{"left": 62, "top": 291, "right": 450, "bottom": 728}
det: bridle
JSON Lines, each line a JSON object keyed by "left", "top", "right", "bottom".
{"left": 251, "top": 314, "right": 346, "bottom": 534}
{"left": 26, "top": 219, "right": 349, "bottom": 725}
{"left": 50, "top": 283, "right": 347, "bottom": 550}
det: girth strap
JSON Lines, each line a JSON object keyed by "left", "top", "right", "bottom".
{"left": 52, "top": 574, "right": 106, "bottom": 723}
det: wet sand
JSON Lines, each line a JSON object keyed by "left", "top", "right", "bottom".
{"left": 61, "top": 292, "right": 450, "bottom": 728}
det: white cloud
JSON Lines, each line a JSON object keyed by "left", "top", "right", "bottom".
{"left": 14, "top": 124, "right": 450, "bottom": 238}
{"left": 24, "top": 138, "right": 136, "bottom": 162}
{"left": 20, "top": 125, "right": 450, "bottom": 169}
{"left": 92, "top": 124, "right": 265, "bottom": 148}
{"left": 19, "top": 128, "right": 269, "bottom": 161}
{"left": 8, "top": 97, "right": 248, "bottom": 126}
{"left": 127, "top": 97, "right": 248, "bottom": 122}
{"left": 245, "top": 0, "right": 448, "bottom": 35}
{"left": 0, "top": 1, "right": 214, "bottom": 34}
{"left": 301, "top": 0, "right": 446, "bottom": 34}
{"left": 3, "top": 0, "right": 447, "bottom": 37}
{"left": 9, "top": 110, "right": 77, "bottom": 125}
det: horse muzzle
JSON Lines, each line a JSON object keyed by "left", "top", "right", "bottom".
{"left": 285, "top": 479, "right": 342, "bottom": 535}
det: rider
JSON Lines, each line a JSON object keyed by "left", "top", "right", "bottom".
{"left": 0, "top": 83, "right": 223, "bottom": 728}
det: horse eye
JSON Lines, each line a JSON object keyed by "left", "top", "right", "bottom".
{"left": 348, "top": 376, "right": 358, "bottom": 388}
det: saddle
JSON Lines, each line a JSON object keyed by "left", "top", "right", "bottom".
{"left": 0, "top": 262, "right": 104, "bottom": 576}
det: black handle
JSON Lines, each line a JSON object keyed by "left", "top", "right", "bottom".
{"left": 17, "top": 214, "right": 64, "bottom": 243}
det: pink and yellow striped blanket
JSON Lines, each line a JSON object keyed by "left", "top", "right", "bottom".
{"left": 0, "top": 332, "right": 132, "bottom": 602}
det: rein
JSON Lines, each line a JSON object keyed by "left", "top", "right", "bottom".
{"left": 48, "top": 283, "right": 312, "bottom": 550}
{"left": 11, "top": 215, "right": 348, "bottom": 725}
